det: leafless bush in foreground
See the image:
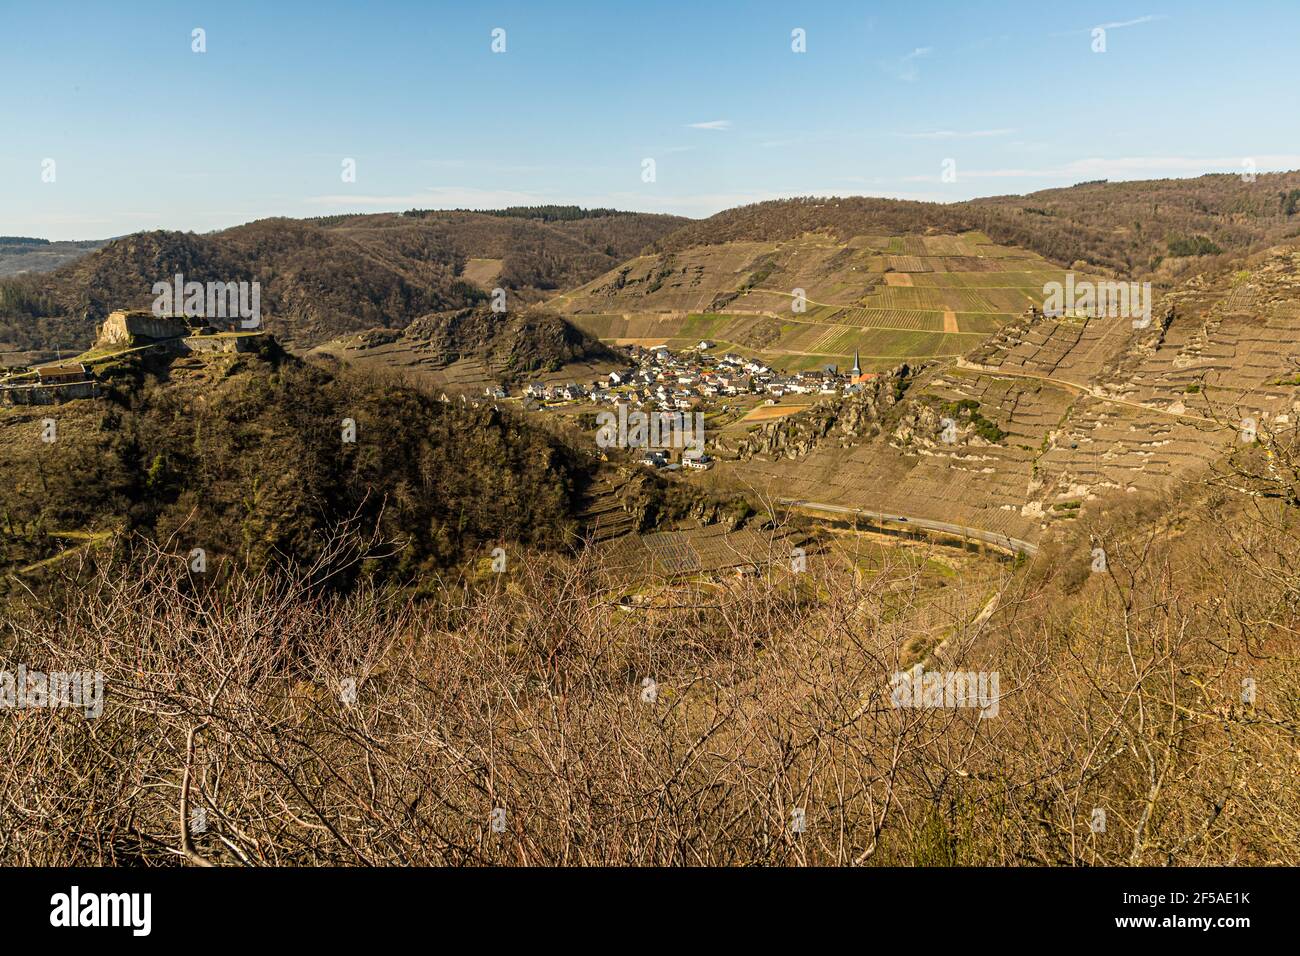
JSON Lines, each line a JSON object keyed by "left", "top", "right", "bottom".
{"left": 1, "top": 498, "right": 1296, "bottom": 866}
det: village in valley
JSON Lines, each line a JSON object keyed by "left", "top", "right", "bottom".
{"left": 482, "top": 341, "right": 880, "bottom": 470}
{"left": 507, "top": 341, "right": 877, "bottom": 409}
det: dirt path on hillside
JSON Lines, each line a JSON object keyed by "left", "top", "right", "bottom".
{"left": 954, "top": 358, "right": 1226, "bottom": 427}
{"left": 943, "top": 309, "right": 959, "bottom": 333}
{"left": 11, "top": 530, "right": 113, "bottom": 577}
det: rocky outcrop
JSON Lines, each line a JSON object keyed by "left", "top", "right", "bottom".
{"left": 734, "top": 365, "right": 915, "bottom": 461}
{"left": 383, "top": 305, "right": 622, "bottom": 379}
{"left": 888, "top": 395, "right": 1008, "bottom": 450}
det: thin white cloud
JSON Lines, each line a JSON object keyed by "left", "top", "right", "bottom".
{"left": 900, "top": 169, "right": 1035, "bottom": 182}
{"left": 899, "top": 154, "right": 1300, "bottom": 183}
{"left": 1097, "top": 14, "right": 1163, "bottom": 29}
{"left": 3, "top": 213, "right": 117, "bottom": 227}
{"left": 1053, "top": 14, "right": 1167, "bottom": 36}
{"left": 758, "top": 130, "right": 855, "bottom": 149}
{"left": 305, "top": 186, "right": 553, "bottom": 208}
{"left": 896, "top": 128, "right": 1015, "bottom": 140}
{"left": 686, "top": 120, "right": 733, "bottom": 130}
{"left": 1063, "top": 154, "right": 1300, "bottom": 175}
{"left": 880, "top": 46, "right": 932, "bottom": 82}
{"left": 418, "top": 159, "right": 614, "bottom": 175}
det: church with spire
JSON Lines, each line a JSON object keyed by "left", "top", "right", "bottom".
{"left": 848, "top": 351, "right": 874, "bottom": 385}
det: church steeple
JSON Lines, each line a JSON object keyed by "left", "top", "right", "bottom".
{"left": 851, "top": 351, "right": 861, "bottom": 377}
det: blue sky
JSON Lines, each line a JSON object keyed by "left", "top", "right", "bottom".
{"left": 4, "top": 0, "right": 1299, "bottom": 239}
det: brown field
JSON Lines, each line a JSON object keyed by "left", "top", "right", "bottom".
{"left": 607, "top": 336, "right": 673, "bottom": 347}
{"left": 461, "top": 257, "right": 503, "bottom": 289}
{"left": 741, "top": 403, "right": 808, "bottom": 423}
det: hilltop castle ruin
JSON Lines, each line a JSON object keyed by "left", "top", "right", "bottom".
{"left": 95, "top": 309, "right": 263, "bottom": 353}
{"left": 1, "top": 309, "right": 266, "bottom": 406}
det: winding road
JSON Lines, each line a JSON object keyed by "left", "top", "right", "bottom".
{"left": 778, "top": 498, "right": 1039, "bottom": 557}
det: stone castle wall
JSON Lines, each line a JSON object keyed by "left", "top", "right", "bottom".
{"left": 1, "top": 381, "right": 99, "bottom": 406}
{"left": 182, "top": 335, "right": 260, "bottom": 354}
{"left": 98, "top": 311, "right": 191, "bottom": 345}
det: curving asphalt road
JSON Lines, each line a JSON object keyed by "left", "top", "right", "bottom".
{"left": 778, "top": 498, "right": 1039, "bottom": 556}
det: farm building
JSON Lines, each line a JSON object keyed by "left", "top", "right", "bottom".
{"left": 1, "top": 361, "right": 99, "bottom": 405}
{"left": 35, "top": 363, "right": 90, "bottom": 385}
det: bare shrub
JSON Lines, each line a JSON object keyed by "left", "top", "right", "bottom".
{"left": 2, "top": 491, "right": 1297, "bottom": 866}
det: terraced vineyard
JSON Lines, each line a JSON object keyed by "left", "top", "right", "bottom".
{"left": 550, "top": 232, "right": 1082, "bottom": 372}
{"left": 595, "top": 521, "right": 810, "bottom": 578}
{"left": 725, "top": 243, "right": 1300, "bottom": 550}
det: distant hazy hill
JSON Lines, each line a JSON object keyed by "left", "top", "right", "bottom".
{"left": 651, "top": 172, "right": 1300, "bottom": 276}
{"left": 442, "top": 205, "right": 688, "bottom": 262}
{"left": 0, "top": 208, "right": 688, "bottom": 352}
{"left": 0, "top": 236, "right": 108, "bottom": 278}
{"left": 12, "top": 173, "right": 1299, "bottom": 356}
{"left": 966, "top": 172, "right": 1300, "bottom": 274}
